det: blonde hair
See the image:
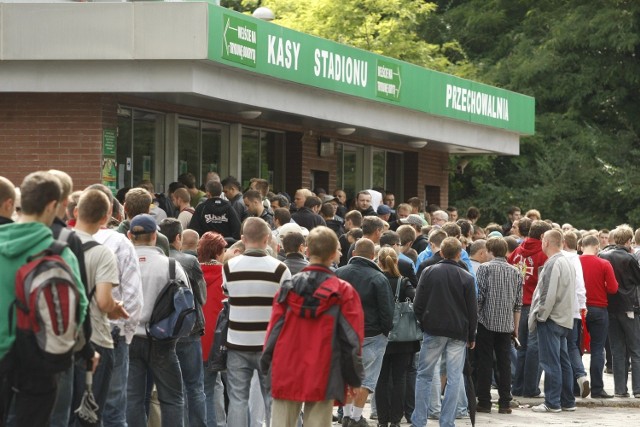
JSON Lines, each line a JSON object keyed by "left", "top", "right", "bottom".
{"left": 377, "top": 247, "right": 400, "bottom": 278}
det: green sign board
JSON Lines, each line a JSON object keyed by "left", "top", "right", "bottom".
{"left": 102, "top": 129, "right": 117, "bottom": 195}
{"left": 207, "top": 5, "right": 535, "bottom": 135}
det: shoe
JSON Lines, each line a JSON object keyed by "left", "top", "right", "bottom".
{"left": 350, "top": 417, "right": 370, "bottom": 427}
{"left": 476, "top": 404, "right": 492, "bottom": 413}
{"left": 389, "top": 423, "right": 401, "bottom": 427}
{"left": 370, "top": 413, "right": 378, "bottom": 420}
{"left": 333, "top": 414, "right": 340, "bottom": 422}
{"left": 577, "top": 376, "right": 590, "bottom": 398}
{"left": 635, "top": 394, "right": 640, "bottom": 398}
{"left": 376, "top": 423, "right": 388, "bottom": 427}
{"left": 562, "top": 406, "right": 577, "bottom": 411}
{"left": 342, "top": 416, "right": 352, "bottom": 427}
{"left": 531, "top": 403, "right": 561, "bottom": 413}
{"left": 615, "top": 392, "right": 630, "bottom": 398}
{"left": 498, "top": 407, "right": 512, "bottom": 414}
{"left": 592, "top": 391, "right": 614, "bottom": 399}
{"left": 525, "top": 391, "right": 545, "bottom": 398}
{"left": 605, "top": 367, "right": 613, "bottom": 374}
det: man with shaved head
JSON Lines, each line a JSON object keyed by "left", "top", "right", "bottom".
{"left": 336, "top": 238, "right": 394, "bottom": 426}
{"left": 0, "top": 176, "right": 16, "bottom": 225}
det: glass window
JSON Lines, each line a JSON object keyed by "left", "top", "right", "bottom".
{"left": 202, "top": 122, "right": 222, "bottom": 185}
{"left": 372, "top": 150, "right": 386, "bottom": 189}
{"left": 116, "top": 108, "right": 165, "bottom": 190}
{"left": 177, "top": 119, "right": 224, "bottom": 187}
{"left": 241, "top": 127, "right": 285, "bottom": 192}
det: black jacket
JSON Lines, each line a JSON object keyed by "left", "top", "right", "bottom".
{"left": 0, "top": 216, "right": 13, "bottom": 225}
{"left": 335, "top": 256, "right": 394, "bottom": 337}
{"left": 385, "top": 273, "right": 421, "bottom": 354}
{"left": 292, "top": 207, "right": 326, "bottom": 231}
{"left": 357, "top": 206, "right": 377, "bottom": 217}
{"left": 414, "top": 259, "right": 477, "bottom": 343}
{"left": 412, "top": 234, "right": 428, "bottom": 255}
{"left": 189, "top": 197, "right": 241, "bottom": 240}
{"left": 398, "top": 257, "right": 418, "bottom": 287}
{"left": 599, "top": 245, "right": 640, "bottom": 313}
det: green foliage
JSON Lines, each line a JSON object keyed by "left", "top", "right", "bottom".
{"left": 262, "top": 0, "right": 468, "bottom": 73}
{"left": 442, "top": 0, "right": 640, "bottom": 229}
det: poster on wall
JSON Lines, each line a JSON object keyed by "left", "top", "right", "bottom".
{"left": 102, "top": 129, "right": 117, "bottom": 195}
{"left": 179, "top": 160, "right": 188, "bottom": 175}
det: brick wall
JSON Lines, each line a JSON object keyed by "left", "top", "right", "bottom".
{"left": 0, "top": 93, "right": 111, "bottom": 190}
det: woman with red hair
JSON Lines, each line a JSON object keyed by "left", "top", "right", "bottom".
{"left": 198, "top": 232, "right": 228, "bottom": 427}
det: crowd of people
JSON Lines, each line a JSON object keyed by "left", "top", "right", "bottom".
{"left": 0, "top": 171, "right": 639, "bottom": 427}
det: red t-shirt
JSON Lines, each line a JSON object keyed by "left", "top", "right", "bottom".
{"left": 200, "top": 263, "right": 224, "bottom": 361}
{"left": 579, "top": 254, "right": 619, "bottom": 307}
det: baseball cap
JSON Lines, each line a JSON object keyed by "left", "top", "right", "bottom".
{"left": 130, "top": 214, "right": 160, "bottom": 235}
{"left": 399, "top": 214, "right": 427, "bottom": 227}
{"left": 377, "top": 204, "right": 392, "bottom": 215}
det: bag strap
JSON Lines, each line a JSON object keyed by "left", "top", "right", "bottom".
{"left": 169, "top": 258, "right": 176, "bottom": 281}
{"left": 394, "top": 277, "right": 402, "bottom": 301}
{"left": 81, "top": 240, "right": 102, "bottom": 302}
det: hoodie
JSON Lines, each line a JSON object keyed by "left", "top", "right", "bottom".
{"left": 0, "top": 222, "right": 88, "bottom": 361}
{"left": 508, "top": 237, "right": 548, "bottom": 305}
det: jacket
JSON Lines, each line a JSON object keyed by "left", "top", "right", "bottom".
{"left": 414, "top": 259, "right": 477, "bottom": 343}
{"left": 529, "top": 252, "right": 576, "bottom": 331}
{"left": 507, "top": 237, "right": 548, "bottom": 305}
{"left": 335, "top": 256, "right": 394, "bottom": 337}
{"left": 189, "top": 197, "right": 241, "bottom": 240}
{"left": 170, "top": 249, "right": 207, "bottom": 336}
{"left": 283, "top": 252, "right": 309, "bottom": 275}
{"left": 261, "top": 265, "right": 364, "bottom": 402}
{"left": 384, "top": 274, "right": 421, "bottom": 355}
{"left": 0, "top": 222, "right": 88, "bottom": 361}
{"left": 200, "top": 262, "right": 224, "bottom": 361}
{"left": 117, "top": 219, "right": 171, "bottom": 256}
{"left": 292, "top": 207, "right": 326, "bottom": 231}
{"left": 598, "top": 245, "right": 640, "bottom": 313}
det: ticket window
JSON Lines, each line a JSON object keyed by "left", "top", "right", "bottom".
{"left": 241, "top": 127, "right": 285, "bottom": 192}
{"left": 177, "top": 119, "right": 223, "bottom": 187}
{"left": 373, "top": 149, "right": 403, "bottom": 199}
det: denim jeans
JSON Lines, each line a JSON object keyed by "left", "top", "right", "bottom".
{"left": 361, "top": 334, "right": 389, "bottom": 392}
{"left": 226, "top": 350, "right": 271, "bottom": 427}
{"left": 568, "top": 318, "right": 587, "bottom": 381}
{"left": 127, "top": 336, "right": 184, "bottom": 427}
{"left": 404, "top": 352, "right": 417, "bottom": 421}
{"left": 0, "top": 364, "right": 58, "bottom": 427}
{"left": 176, "top": 336, "right": 207, "bottom": 427}
{"left": 412, "top": 332, "right": 466, "bottom": 427}
{"left": 536, "top": 320, "right": 575, "bottom": 410}
{"left": 586, "top": 307, "right": 609, "bottom": 395}
{"left": 103, "top": 336, "right": 129, "bottom": 427}
{"left": 49, "top": 361, "right": 74, "bottom": 427}
{"left": 249, "top": 371, "right": 267, "bottom": 427}
{"left": 203, "top": 368, "right": 229, "bottom": 427}
{"left": 512, "top": 306, "right": 541, "bottom": 396}
{"left": 608, "top": 311, "right": 640, "bottom": 395}
{"left": 73, "top": 344, "right": 114, "bottom": 426}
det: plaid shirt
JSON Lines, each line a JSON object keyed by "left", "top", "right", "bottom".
{"left": 477, "top": 257, "right": 522, "bottom": 333}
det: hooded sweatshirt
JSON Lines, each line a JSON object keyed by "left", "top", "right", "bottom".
{"left": 0, "top": 222, "right": 88, "bottom": 361}
{"left": 508, "top": 237, "right": 548, "bottom": 305}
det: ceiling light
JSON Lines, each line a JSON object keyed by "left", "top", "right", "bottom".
{"left": 336, "top": 127, "right": 356, "bottom": 136}
{"left": 252, "top": 7, "right": 275, "bottom": 21}
{"left": 408, "top": 140, "right": 428, "bottom": 149}
{"left": 238, "top": 110, "right": 262, "bottom": 120}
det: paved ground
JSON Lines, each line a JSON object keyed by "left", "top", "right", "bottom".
{"left": 341, "top": 354, "right": 640, "bottom": 426}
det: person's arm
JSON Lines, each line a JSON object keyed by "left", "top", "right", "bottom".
{"left": 573, "top": 257, "right": 587, "bottom": 313}
{"left": 604, "top": 261, "right": 619, "bottom": 294}
{"left": 413, "top": 273, "right": 428, "bottom": 320}
{"left": 476, "top": 265, "right": 488, "bottom": 311}
{"left": 61, "top": 248, "right": 88, "bottom": 324}
{"left": 228, "top": 205, "right": 242, "bottom": 241}
{"left": 464, "top": 276, "right": 478, "bottom": 347}
{"left": 535, "top": 261, "right": 561, "bottom": 323}
{"left": 376, "top": 276, "right": 395, "bottom": 334}
{"left": 513, "top": 268, "right": 523, "bottom": 337}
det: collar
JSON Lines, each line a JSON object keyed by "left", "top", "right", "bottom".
{"left": 243, "top": 248, "right": 269, "bottom": 257}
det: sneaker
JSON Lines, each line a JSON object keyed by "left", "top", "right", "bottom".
{"left": 477, "top": 405, "right": 492, "bottom": 414}
{"left": 615, "top": 393, "right": 630, "bottom": 398}
{"left": 592, "top": 391, "right": 614, "bottom": 399}
{"left": 634, "top": 394, "right": 640, "bottom": 398}
{"left": 605, "top": 367, "right": 613, "bottom": 374}
{"left": 342, "top": 416, "right": 352, "bottom": 427}
{"left": 498, "top": 407, "right": 512, "bottom": 414}
{"left": 577, "top": 376, "right": 591, "bottom": 398}
{"left": 350, "top": 417, "right": 370, "bottom": 427}
{"left": 370, "top": 413, "right": 378, "bottom": 420}
{"left": 525, "top": 391, "right": 545, "bottom": 398}
{"left": 531, "top": 403, "right": 561, "bottom": 413}
{"left": 562, "top": 406, "right": 577, "bottom": 411}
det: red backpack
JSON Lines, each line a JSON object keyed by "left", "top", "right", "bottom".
{"left": 12, "top": 240, "right": 82, "bottom": 373}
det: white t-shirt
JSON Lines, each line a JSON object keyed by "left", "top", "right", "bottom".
{"left": 76, "top": 230, "right": 120, "bottom": 349}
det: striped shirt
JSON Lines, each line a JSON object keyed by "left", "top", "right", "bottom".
{"left": 476, "top": 257, "right": 522, "bottom": 333}
{"left": 223, "top": 249, "right": 291, "bottom": 351}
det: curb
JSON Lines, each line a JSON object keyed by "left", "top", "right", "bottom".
{"left": 514, "top": 397, "right": 640, "bottom": 408}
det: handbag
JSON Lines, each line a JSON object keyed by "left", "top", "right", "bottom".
{"left": 388, "top": 277, "right": 422, "bottom": 342}
{"left": 207, "top": 300, "right": 229, "bottom": 372}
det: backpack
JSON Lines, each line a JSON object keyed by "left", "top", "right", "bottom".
{"left": 146, "top": 258, "right": 197, "bottom": 341}
{"left": 155, "top": 192, "right": 176, "bottom": 218}
{"left": 12, "top": 240, "right": 82, "bottom": 374}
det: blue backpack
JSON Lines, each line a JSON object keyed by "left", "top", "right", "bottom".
{"left": 146, "top": 259, "right": 196, "bottom": 341}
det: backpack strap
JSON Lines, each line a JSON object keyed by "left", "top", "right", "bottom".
{"left": 81, "top": 240, "right": 102, "bottom": 302}
{"left": 169, "top": 258, "right": 176, "bottom": 281}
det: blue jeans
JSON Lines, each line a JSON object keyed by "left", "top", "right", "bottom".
{"left": 586, "top": 307, "right": 609, "bottom": 395}
{"left": 73, "top": 344, "right": 114, "bottom": 426}
{"left": 49, "top": 361, "right": 74, "bottom": 427}
{"left": 226, "top": 350, "right": 271, "bottom": 427}
{"left": 176, "top": 337, "right": 207, "bottom": 427}
{"left": 412, "top": 333, "right": 466, "bottom": 427}
{"left": 103, "top": 336, "right": 129, "bottom": 427}
{"left": 127, "top": 336, "right": 184, "bottom": 427}
{"left": 568, "top": 318, "right": 587, "bottom": 381}
{"left": 361, "top": 334, "right": 389, "bottom": 392}
{"left": 512, "top": 306, "right": 541, "bottom": 396}
{"left": 608, "top": 311, "right": 640, "bottom": 395}
{"left": 536, "top": 320, "right": 575, "bottom": 409}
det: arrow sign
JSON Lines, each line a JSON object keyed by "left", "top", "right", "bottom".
{"left": 376, "top": 59, "right": 402, "bottom": 101}
{"left": 222, "top": 14, "right": 258, "bottom": 68}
